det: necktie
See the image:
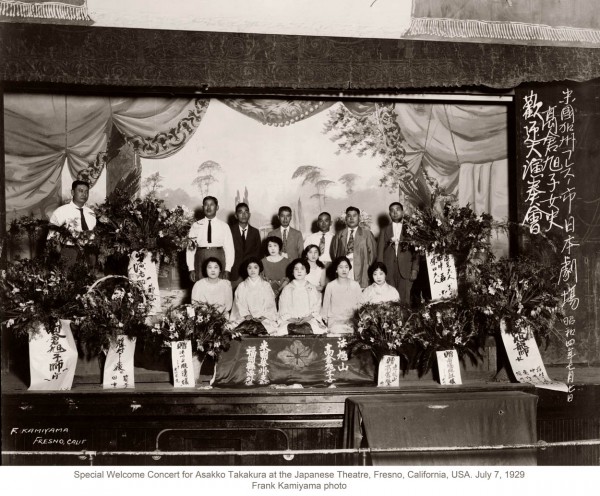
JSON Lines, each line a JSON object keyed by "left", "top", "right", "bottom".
{"left": 282, "top": 228, "right": 288, "bottom": 254}
{"left": 319, "top": 233, "right": 326, "bottom": 256}
{"left": 347, "top": 229, "right": 354, "bottom": 255}
{"left": 241, "top": 228, "right": 247, "bottom": 250}
{"left": 207, "top": 219, "right": 212, "bottom": 244}
{"left": 78, "top": 208, "right": 89, "bottom": 231}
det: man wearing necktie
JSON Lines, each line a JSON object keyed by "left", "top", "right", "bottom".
{"left": 267, "top": 206, "right": 304, "bottom": 261}
{"left": 48, "top": 180, "right": 96, "bottom": 268}
{"left": 229, "top": 202, "right": 262, "bottom": 289}
{"left": 187, "top": 196, "right": 234, "bottom": 282}
{"left": 377, "top": 202, "right": 419, "bottom": 304}
{"left": 330, "top": 206, "right": 376, "bottom": 288}
{"left": 303, "top": 212, "right": 334, "bottom": 267}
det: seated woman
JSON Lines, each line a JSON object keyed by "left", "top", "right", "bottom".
{"left": 302, "top": 244, "right": 326, "bottom": 294}
{"left": 321, "top": 256, "right": 363, "bottom": 335}
{"left": 230, "top": 257, "right": 279, "bottom": 335}
{"left": 277, "top": 258, "right": 327, "bottom": 335}
{"left": 361, "top": 262, "right": 400, "bottom": 304}
{"left": 261, "top": 236, "right": 290, "bottom": 299}
{"left": 191, "top": 257, "right": 233, "bottom": 316}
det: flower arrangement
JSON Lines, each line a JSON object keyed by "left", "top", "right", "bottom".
{"left": 0, "top": 258, "right": 94, "bottom": 338}
{"left": 348, "top": 301, "right": 419, "bottom": 362}
{"left": 6, "top": 214, "right": 49, "bottom": 258}
{"left": 46, "top": 223, "right": 98, "bottom": 254}
{"left": 404, "top": 201, "right": 496, "bottom": 265}
{"left": 93, "top": 191, "right": 194, "bottom": 264}
{"left": 467, "top": 256, "right": 564, "bottom": 344}
{"left": 150, "top": 303, "right": 241, "bottom": 360}
{"left": 75, "top": 275, "right": 153, "bottom": 356}
{"left": 413, "top": 300, "right": 483, "bottom": 375}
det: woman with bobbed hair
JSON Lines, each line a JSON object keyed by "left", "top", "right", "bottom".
{"left": 277, "top": 258, "right": 326, "bottom": 335}
{"left": 321, "top": 256, "right": 363, "bottom": 334}
{"left": 191, "top": 257, "right": 233, "bottom": 316}
{"left": 261, "top": 235, "right": 289, "bottom": 298}
{"left": 230, "top": 257, "right": 279, "bottom": 335}
{"left": 361, "top": 262, "right": 400, "bottom": 304}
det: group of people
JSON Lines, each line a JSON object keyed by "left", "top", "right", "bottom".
{"left": 188, "top": 197, "right": 420, "bottom": 336}
{"left": 48, "top": 182, "right": 420, "bottom": 336}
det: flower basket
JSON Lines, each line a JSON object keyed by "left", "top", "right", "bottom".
{"left": 348, "top": 301, "right": 418, "bottom": 384}
{"left": 0, "top": 259, "right": 94, "bottom": 389}
{"left": 75, "top": 275, "right": 152, "bottom": 387}
{"left": 150, "top": 303, "right": 242, "bottom": 387}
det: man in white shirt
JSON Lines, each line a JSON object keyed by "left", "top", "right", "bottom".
{"left": 304, "top": 211, "right": 333, "bottom": 265}
{"left": 48, "top": 180, "right": 96, "bottom": 267}
{"left": 187, "top": 196, "right": 234, "bottom": 282}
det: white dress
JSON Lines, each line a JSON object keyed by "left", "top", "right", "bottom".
{"left": 230, "top": 278, "right": 279, "bottom": 335}
{"left": 321, "top": 278, "right": 363, "bottom": 335}
{"left": 191, "top": 278, "right": 233, "bottom": 316}
{"left": 277, "top": 280, "right": 326, "bottom": 335}
{"left": 305, "top": 264, "right": 325, "bottom": 292}
{"left": 361, "top": 283, "right": 400, "bottom": 304}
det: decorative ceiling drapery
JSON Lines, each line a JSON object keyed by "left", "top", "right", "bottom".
{"left": 4, "top": 95, "right": 208, "bottom": 217}
{"left": 5, "top": 95, "right": 507, "bottom": 222}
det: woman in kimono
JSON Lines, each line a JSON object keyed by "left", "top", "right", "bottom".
{"left": 277, "top": 258, "right": 326, "bottom": 335}
{"left": 230, "top": 257, "right": 279, "bottom": 335}
{"left": 321, "top": 256, "right": 363, "bottom": 334}
{"left": 361, "top": 262, "right": 400, "bottom": 304}
{"left": 191, "top": 257, "right": 233, "bottom": 316}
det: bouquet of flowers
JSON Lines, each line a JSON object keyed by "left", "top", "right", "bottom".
{"left": 467, "top": 256, "right": 564, "bottom": 344}
{"left": 150, "top": 303, "right": 241, "bottom": 361}
{"left": 93, "top": 191, "right": 194, "bottom": 264}
{"left": 75, "top": 275, "right": 153, "bottom": 356}
{"left": 413, "top": 299, "right": 483, "bottom": 375}
{"left": 348, "top": 301, "right": 419, "bottom": 363}
{"left": 0, "top": 258, "right": 94, "bottom": 338}
{"left": 404, "top": 201, "right": 495, "bottom": 263}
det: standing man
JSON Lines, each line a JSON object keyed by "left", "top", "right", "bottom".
{"left": 229, "top": 202, "right": 262, "bottom": 288}
{"left": 304, "top": 211, "right": 334, "bottom": 266}
{"left": 48, "top": 180, "right": 96, "bottom": 268}
{"left": 377, "top": 202, "right": 419, "bottom": 303}
{"left": 267, "top": 206, "right": 303, "bottom": 260}
{"left": 330, "top": 206, "right": 376, "bottom": 288}
{"left": 187, "top": 196, "right": 234, "bottom": 282}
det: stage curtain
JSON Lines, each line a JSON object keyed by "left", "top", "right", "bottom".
{"left": 222, "top": 99, "right": 334, "bottom": 126}
{"left": 4, "top": 95, "right": 208, "bottom": 218}
{"left": 4, "top": 94, "right": 110, "bottom": 218}
{"left": 110, "top": 97, "right": 210, "bottom": 158}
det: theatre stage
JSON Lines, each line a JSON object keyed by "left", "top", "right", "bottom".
{"left": 2, "top": 367, "right": 599, "bottom": 466}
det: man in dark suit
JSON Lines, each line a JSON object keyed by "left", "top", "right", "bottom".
{"left": 330, "top": 206, "right": 376, "bottom": 288}
{"left": 377, "top": 202, "right": 419, "bottom": 303}
{"left": 230, "top": 202, "right": 262, "bottom": 288}
{"left": 267, "top": 206, "right": 304, "bottom": 260}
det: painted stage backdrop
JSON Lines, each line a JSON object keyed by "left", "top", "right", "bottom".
{"left": 137, "top": 99, "right": 509, "bottom": 248}
{"left": 4, "top": 95, "right": 509, "bottom": 256}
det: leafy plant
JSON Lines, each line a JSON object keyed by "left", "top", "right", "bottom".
{"left": 93, "top": 191, "right": 194, "bottom": 264}
{"left": 150, "top": 303, "right": 241, "bottom": 360}
{"left": 75, "top": 275, "right": 152, "bottom": 356}
{"left": 0, "top": 258, "right": 94, "bottom": 338}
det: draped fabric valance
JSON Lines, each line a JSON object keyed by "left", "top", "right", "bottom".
{"left": 4, "top": 95, "right": 208, "bottom": 217}
{"left": 4, "top": 95, "right": 507, "bottom": 222}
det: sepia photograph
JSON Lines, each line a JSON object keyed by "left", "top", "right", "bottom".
{"left": 0, "top": 1, "right": 599, "bottom": 494}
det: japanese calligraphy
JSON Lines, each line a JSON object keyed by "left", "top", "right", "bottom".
{"left": 521, "top": 88, "right": 578, "bottom": 401}
{"left": 426, "top": 252, "right": 458, "bottom": 300}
